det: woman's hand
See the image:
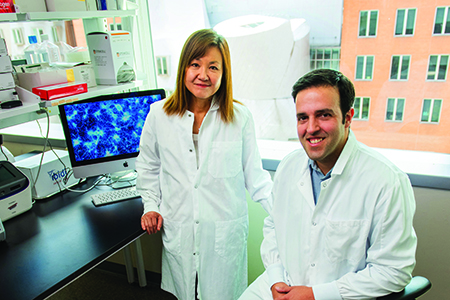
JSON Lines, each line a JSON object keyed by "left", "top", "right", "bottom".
{"left": 141, "top": 211, "right": 163, "bottom": 234}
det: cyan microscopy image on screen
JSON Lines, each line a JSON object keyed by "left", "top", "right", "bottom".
{"left": 63, "top": 95, "right": 160, "bottom": 162}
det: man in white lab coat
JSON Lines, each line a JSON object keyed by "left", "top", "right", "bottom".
{"left": 239, "top": 69, "right": 417, "bottom": 300}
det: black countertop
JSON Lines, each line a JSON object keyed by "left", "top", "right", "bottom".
{"left": 0, "top": 178, "right": 144, "bottom": 300}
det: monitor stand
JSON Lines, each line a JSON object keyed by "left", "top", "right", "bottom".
{"left": 109, "top": 170, "right": 138, "bottom": 189}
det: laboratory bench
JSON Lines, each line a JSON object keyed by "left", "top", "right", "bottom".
{"left": 0, "top": 177, "right": 146, "bottom": 300}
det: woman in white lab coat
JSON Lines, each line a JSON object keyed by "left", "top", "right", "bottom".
{"left": 135, "top": 29, "right": 272, "bottom": 300}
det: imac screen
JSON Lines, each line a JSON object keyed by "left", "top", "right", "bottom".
{"left": 58, "top": 89, "right": 165, "bottom": 179}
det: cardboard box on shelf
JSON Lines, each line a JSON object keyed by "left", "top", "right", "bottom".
{"left": 32, "top": 82, "right": 88, "bottom": 100}
{"left": 16, "top": 64, "right": 96, "bottom": 91}
{"left": 66, "top": 64, "right": 97, "bottom": 88}
{"left": 86, "top": 31, "right": 135, "bottom": 85}
{"left": 13, "top": 0, "right": 47, "bottom": 12}
{"left": 17, "top": 69, "right": 68, "bottom": 91}
{"left": 45, "top": 0, "right": 87, "bottom": 11}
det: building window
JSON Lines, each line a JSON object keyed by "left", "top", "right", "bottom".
{"left": 386, "top": 98, "right": 405, "bottom": 121}
{"left": 359, "top": 10, "right": 378, "bottom": 37}
{"left": 390, "top": 55, "right": 411, "bottom": 80}
{"left": 355, "top": 56, "right": 374, "bottom": 80}
{"left": 310, "top": 48, "right": 340, "bottom": 70}
{"left": 354, "top": 97, "right": 370, "bottom": 120}
{"left": 427, "top": 55, "right": 449, "bottom": 80}
{"left": 395, "top": 8, "right": 416, "bottom": 36}
{"left": 421, "top": 99, "right": 442, "bottom": 123}
{"left": 433, "top": 6, "right": 450, "bottom": 34}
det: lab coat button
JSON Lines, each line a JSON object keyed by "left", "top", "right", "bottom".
{"left": 195, "top": 221, "right": 199, "bottom": 224}
{"left": 189, "top": 149, "right": 193, "bottom": 152}
{"left": 311, "top": 263, "right": 315, "bottom": 267}
{"left": 300, "top": 182, "right": 304, "bottom": 186}
{"left": 322, "top": 182, "right": 327, "bottom": 188}
{"left": 312, "top": 222, "right": 317, "bottom": 226}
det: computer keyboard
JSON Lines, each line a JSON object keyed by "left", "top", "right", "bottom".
{"left": 91, "top": 186, "right": 141, "bottom": 206}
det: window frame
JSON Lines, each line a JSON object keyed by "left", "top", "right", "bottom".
{"left": 385, "top": 97, "right": 405, "bottom": 122}
{"left": 353, "top": 96, "right": 371, "bottom": 120}
{"left": 426, "top": 54, "right": 449, "bottom": 81}
{"left": 355, "top": 55, "right": 375, "bottom": 81}
{"left": 310, "top": 48, "right": 340, "bottom": 71}
{"left": 420, "top": 98, "right": 443, "bottom": 123}
{"left": 394, "top": 8, "right": 417, "bottom": 36}
{"left": 358, "top": 10, "right": 379, "bottom": 38}
{"left": 390, "top": 55, "right": 411, "bottom": 81}
{"left": 433, "top": 6, "right": 450, "bottom": 35}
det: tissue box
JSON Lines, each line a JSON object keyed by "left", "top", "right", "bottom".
{"left": 45, "top": 0, "right": 87, "bottom": 11}
{"left": 13, "top": 0, "right": 47, "bottom": 12}
{"left": 87, "top": 31, "right": 135, "bottom": 85}
{"left": 66, "top": 64, "right": 97, "bottom": 88}
{"left": 13, "top": 150, "right": 80, "bottom": 200}
{"left": 32, "top": 81, "right": 88, "bottom": 100}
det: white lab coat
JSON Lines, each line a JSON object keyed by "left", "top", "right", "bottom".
{"left": 136, "top": 99, "right": 272, "bottom": 300}
{"left": 256, "top": 131, "right": 417, "bottom": 300}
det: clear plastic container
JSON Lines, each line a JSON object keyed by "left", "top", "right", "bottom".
{"left": 36, "top": 34, "right": 61, "bottom": 64}
{"left": 24, "top": 36, "right": 40, "bottom": 64}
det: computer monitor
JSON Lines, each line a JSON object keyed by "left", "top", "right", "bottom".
{"left": 58, "top": 89, "right": 165, "bottom": 180}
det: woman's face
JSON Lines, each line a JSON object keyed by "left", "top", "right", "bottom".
{"left": 185, "top": 46, "right": 223, "bottom": 102}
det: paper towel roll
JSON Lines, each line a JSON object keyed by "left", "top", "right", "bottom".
{"left": 215, "top": 15, "right": 294, "bottom": 100}
{"left": 214, "top": 15, "right": 310, "bottom": 100}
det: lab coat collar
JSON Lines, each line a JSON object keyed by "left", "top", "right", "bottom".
{"left": 331, "top": 129, "right": 357, "bottom": 176}
{"left": 210, "top": 96, "right": 219, "bottom": 111}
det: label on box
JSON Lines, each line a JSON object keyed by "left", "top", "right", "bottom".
{"left": 32, "top": 82, "right": 88, "bottom": 100}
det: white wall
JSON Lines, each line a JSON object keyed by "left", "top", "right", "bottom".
{"left": 148, "top": 0, "right": 210, "bottom": 95}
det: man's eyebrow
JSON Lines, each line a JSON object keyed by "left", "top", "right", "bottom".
{"left": 316, "top": 108, "right": 335, "bottom": 115}
{"left": 296, "top": 109, "right": 335, "bottom": 118}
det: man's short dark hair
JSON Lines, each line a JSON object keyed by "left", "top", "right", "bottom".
{"left": 292, "top": 69, "right": 355, "bottom": 123}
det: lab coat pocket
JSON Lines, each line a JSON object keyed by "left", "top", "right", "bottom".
{"left": 325, "top": 219, "right": 369, "bottom": 264}
{"left": 214, "top": 215, "right": 248, "bottom": 259}
{"left": 208, "top": 141, "right": 242, "bottom": 178}
{"left": 161, "top": 219, "right": 182, "bottom": 255}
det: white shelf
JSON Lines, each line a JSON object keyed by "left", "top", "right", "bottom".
{"left": 0, "top": 10, "right": 136, "bottom": 23}
{"left": 0, "top": 80, "right": 144, "bottom": 130}
{"left": 39, "top": 80, "right": 144, "bottom": 108}
{"left": 26, "top": 10, "right": 136, "bottom": 21}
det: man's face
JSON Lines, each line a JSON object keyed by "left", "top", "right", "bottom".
{"left": 295, "top": 85, "right": 354, "bottom": 174}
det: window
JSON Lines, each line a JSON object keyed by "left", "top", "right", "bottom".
{"left": 433, "top": 6, "right": 450, "bottom": 34}
{"left": 427, "top": 55, "right": 449, "bottom": 80}
{"left": 359, "top": 10, "right": 378, "bottom": 37}
{"left": 12, "top": 28, "right": 24, "bottom": 46}
{"left": 421, "top": 99, "right": 442, "bottom": 123}
{"left": 310, "top": 48, "right": 340, "bottom": 70}
{"left": 353, "top": 97, "right": 370, "bottom": 120}
{"left": 390, "top": 55, "right": 411, "bottom": 80}
{"left": 386, "top": 98, "right": 405, "bottom": 121}
{"left": 395, "top": 8, "right": 416, "bottom": 36}
{"left": 355, "top": 56, "right": 374, "bottom": 80}
{"left": 156, "top": 56, "right": 170, "bottom": 76}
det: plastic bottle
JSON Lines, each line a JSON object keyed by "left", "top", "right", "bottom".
{"left": 24, "top": 36, "right": 40, "bottom": 64}
{"left": 36, "top": 34, "right": 61, "bottom": 64}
